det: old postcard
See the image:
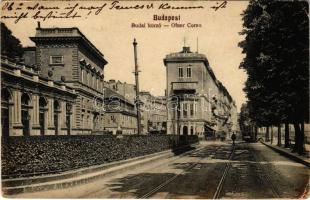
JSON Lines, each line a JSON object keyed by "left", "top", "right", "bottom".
{"left": 1, "top": 0, "right": 309, "bottom": 199}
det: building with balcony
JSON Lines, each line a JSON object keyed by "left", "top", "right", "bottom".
{"left": 164, "top": 46, "right": 238, "bottom": 138}
{"left": 140, "top": 91, "right": 167, "bottom": 134}
{"left": 103, "top": 87, "right": 137, "bottom": 135}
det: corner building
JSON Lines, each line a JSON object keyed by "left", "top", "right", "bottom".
{"left": 25, "top": 24, "right": 108, "bottom": 135}
{"left": 164, "top": 46, "right": 237, "bottom": 138}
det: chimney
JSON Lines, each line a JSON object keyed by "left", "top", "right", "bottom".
{"left": 182, "top": 47, "right": 191, "bottom": 53}
{"left": 37, "top": 21, "right": 41, "bottom": 29}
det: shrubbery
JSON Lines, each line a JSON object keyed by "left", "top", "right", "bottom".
{"left": 1, "top": 135, "right": 198, "bottom": 178}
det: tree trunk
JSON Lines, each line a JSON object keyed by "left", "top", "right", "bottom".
{"left": 293, "top": 122, "right": 301, "bottom": 153}
{"left": 298, "top": 122, "right": 305, "bottom": 155}
{"left": 277, "top": 124, "right": 281, "bottom": 146}
{"left": 266, "top": 126, "right": 270, "bottom": 142}
{"left": 271, "top": 126, "right": 274, "bottom": 144}
{"left": 284, "top": 123, "right": 290, "bottom": 148}
{"left": 255, "top": 126, "right": 258, "bottom": 141}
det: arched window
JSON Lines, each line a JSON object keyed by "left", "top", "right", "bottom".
{"left": 183, "top": 126, "right": 188, "bottom": 135}
{"left": 1, "top": 88, "right": 12, "bottom": 137}
{"left": 21, "top": 93, "right": 31, "bottom": 136}
{"left": 54, "top": 100, "right": 61, "bottom": 135}
{"left": 66, "top": 103, "right": 72, "bottom": 135}
{"left": 39, "top": 97, "right": 48, "bottom": 136}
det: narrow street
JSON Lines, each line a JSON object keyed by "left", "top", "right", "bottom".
{"left": 12, "top": 141, "right": 309, "bottom": 199}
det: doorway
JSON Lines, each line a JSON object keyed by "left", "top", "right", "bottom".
{"left": 183, "top": 126, "right": 188, "bottom": 135}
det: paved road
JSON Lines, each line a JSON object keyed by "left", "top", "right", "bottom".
{"left": 12, "top": 141, "right": 309, "bottom": 199}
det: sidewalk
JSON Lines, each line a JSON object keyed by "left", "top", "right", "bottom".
{"left": 2, "top": 142, "right": 204, "bottom": 196}
{"left": 261, "top": 141, "right": 310, "bottom": 168}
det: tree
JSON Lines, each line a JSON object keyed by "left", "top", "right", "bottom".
{"left": 239, "top": 0, "right": 309, "bottom": 154}
{"left": 1, "top": 22, "right": 24, "bottom": 59}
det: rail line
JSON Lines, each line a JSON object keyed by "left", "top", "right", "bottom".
{"left": 138, "top": 144, "right": 235, "bottom": 199}
{"left": 79, "top": 144, "right": 208, "bottom": 198}
{"left": 250, "top": 144, "right": 281, "bottom": 198}
{"left": 213, "top": 143, "right": 282, "bottom": 199}
{"left": 212, "top": 144, "right": 235, "bottom": 199}
{"left": 138, "top": 145, "right": 218, "bottom": 199}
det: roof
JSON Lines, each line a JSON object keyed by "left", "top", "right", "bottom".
{"left": 104, "top": 87, "right": 135, "bottom": 106}
{"left": 30, "top": 27, "right": 108, "bottom": 67}
{"left": 164, "top": 46, "right": 217, "bottom": 84}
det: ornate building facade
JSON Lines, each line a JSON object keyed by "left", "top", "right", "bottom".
{"left": 164, "top": 46, "right": 238, "bottom": 138}
{"left": 29, "top": 24, "right": 108, "bottom": 135}
{"left": 1, "top": 56, "right": 76, "bottom": 136}
{"left": 1, "top": 23, "right": 108, "bottom": 136}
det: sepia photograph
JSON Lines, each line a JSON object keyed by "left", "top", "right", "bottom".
{"left": 0, "top": 0, "right": 309, "bottom": 199}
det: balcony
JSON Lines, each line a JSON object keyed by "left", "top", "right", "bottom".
{"left": 171, "top": 81, "right": 198, "bottom": 93}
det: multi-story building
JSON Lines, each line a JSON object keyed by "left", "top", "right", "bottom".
{"left": 140, "top": 91, "right": 167, "bottom": 134}
{"left": 164, "top": 46, "right": 238, "bottom": 138}
{"left": 103, "top": 79, "right": 138, "bottom": 134}
{"left": 104, "top": 79, "right": 136, "bottom": 103}
{"left": 2, "top": 23, "right": 108, "bottom": 136}
{"left": 103, "top": 87, "right": 137, "bottom": 135}
{"left": 28, "top": 23, "right": 108, "bottom": 135}
{"left": 211, "top": 81, "right": 238, "bottom": 139}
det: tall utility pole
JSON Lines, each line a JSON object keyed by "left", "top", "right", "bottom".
{"left": 133, "top": 38, "right": 141, "bottom": 135}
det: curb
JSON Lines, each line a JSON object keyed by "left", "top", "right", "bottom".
{"left": 2, "top": 143, "right": 200, "bottom": 195}
{"left": 261, "top": 141, "right": 310, "bottom": 168}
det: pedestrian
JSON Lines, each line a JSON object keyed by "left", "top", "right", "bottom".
{"left": 231, "top": 133, "right": 236, "bottom": 145}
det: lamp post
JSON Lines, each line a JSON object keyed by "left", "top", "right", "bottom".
{"left": 133, "top": 38, "right": 141, "bottom": 135}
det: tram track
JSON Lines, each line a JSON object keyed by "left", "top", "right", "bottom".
{"left": 250, "top": 144, "right": 281, "bottom": 198}
{"left": 138, "top": 144, "right": 235, "bottom": 199}
{"left": 212, "top": 144, "right": 235, "bottom": 199}
{"left": 79, "top": 144, "right": 208, "bottom": 198}
{"left": 219, "top": 143, "right": 281, "bottom": 199}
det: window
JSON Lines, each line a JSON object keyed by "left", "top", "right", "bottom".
{"left": 50, "top": 56, "right": 64, "bottom": 65}
{"left": 183, "top": 103, "right": 187, "bottom": 118}
{"left": 190, "top": 103, "right": 194, "bottom": 116}
{"left": 178, "top": 67, "right": 183, "bottom": 78}
{"left": 81, "top": 114, "right": 84, "bottom": 127}
{"left": 88, "top": 72, "right": 91, "bottom": 86}
{"left": 84, "top": 71, "right": 87, "bottom": 84}
{"left": 92, "top": 74, "right": 95, "bottom": 88}
{"left": 91, "top": 74, "right": 93, "bottom": 87}
{"left": 81, "top": 69, "right": 84, "bottom": 83}
{"left": 187, "top": 67, "right": 192, "bottom": 78}
{"left": 86, "top": 71, "right": 89, "bottom": 85}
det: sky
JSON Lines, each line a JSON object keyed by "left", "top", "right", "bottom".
{"left": 1, "top": 0, "right": 248, "bottom": 111}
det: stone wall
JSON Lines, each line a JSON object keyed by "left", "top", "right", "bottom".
{"left": 1, "top": 135, "right": 198, "bottom": 178}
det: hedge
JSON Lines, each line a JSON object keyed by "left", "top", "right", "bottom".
{"left": 2, "top": 134, "right": 198, "bottom": 178}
